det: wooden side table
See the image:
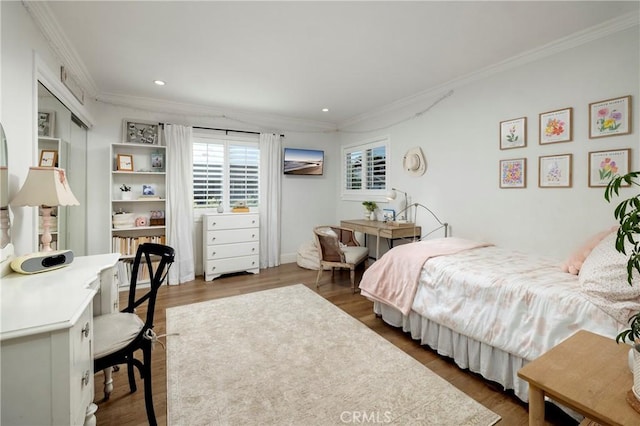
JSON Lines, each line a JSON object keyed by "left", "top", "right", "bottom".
{"left": 518, "top": 330, "right": 639, "bottom": 426}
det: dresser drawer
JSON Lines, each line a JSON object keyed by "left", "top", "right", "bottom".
{"left": 206, "top": 241, "right": 258, "bottom": 260}
{"left": 206, "top": 214, "right": 259, "bottom": 230}
{"left": 205, "top": 255, "right": 259, "bottom": 276}
{"left": 206, "top": 228, "right": 259, "bottom": 245}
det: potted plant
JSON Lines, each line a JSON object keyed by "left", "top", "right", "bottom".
{"left": 120, "top": 184, "right": 133, "bottom": 200}
{"left": 605, "top": 171, "right": 640, "bottom": 392}
{"left": 362, "top": 201, "right": 377, "bottom": 220}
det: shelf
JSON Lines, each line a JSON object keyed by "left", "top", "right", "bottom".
{"left": 112, "top": 199, "right": 166, "bottom": 203}
{"left": 115, "top": 142, "right": 166, "bottom": 149}
{"left": 112, "top": 226, "right": 165, "bottom": 231}
{"left": 112, "top": 171, "right": 165, "bottom": 175}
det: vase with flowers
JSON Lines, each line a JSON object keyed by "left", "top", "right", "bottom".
{"left": 120, "top": 184, "right": 133, "bottom": 200}
{"left": 362, "top": 201, "right": 377, "bottom": 220}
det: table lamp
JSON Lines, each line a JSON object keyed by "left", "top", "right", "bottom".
{"left": 386, "top": 188, "right": 409, "bottom": 220}
{"left": 10, "top": 167, "right": 79, "bottom": 252}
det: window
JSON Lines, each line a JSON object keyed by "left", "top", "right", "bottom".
{"left": 342, "top": 137, "right": 389, "bottom": 200}
{"left": 193, "top": 133, "right": 259, "bottom": 213}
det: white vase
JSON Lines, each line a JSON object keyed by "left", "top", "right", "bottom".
{"left": 217, "top": 205, "right": 224, "bottom": 213}
{"left": 121, "top": 192, "right": 134, "bottom": 201}
{"left": 370, "top": 211, "right": 376, "bottom": 221}
{"left": 633, "top": 349, "right": 640, "bottom": 400}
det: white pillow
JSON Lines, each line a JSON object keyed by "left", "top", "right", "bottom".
{"left": 579, "top": 232, "right": 640, "bottom": 325}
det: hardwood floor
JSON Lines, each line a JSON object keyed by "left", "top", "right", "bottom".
{"left": 93, "top": 263, "right": 576, "bottom": 425}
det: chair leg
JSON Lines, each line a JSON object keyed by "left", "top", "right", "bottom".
{"left": 350, "top": 267, "right": 356, "bottom": 293}
{"left": 142, "top": 343, "right": 157, "bottom": 426}
{"left": 127, "top": 356, "right": 137, "bottom": 393}
{"left": 315, "top": 268, "right": 323, "bottom": 288}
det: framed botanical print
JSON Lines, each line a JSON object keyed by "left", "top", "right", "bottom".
{"left": 500, "top": 158, "right": 526, "bottom": 188}
{"left": 588, "top": 149, "right": 631, "bottom": 187}
{"left": 589, "top": 96, "right": 631, "bottom": 139}
{"left": 538, "top": 154, "right": 572, "bottom": 188}
{"left": 499, "top": 117, "right": 527, "bottom": 150}
{"left": 539, "top": 108, "right": 572, "bottom": 144}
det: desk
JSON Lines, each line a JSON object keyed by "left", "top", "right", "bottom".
{"left": 340, "top": 219, "right": 421, "bottom": 259}
{"left": 1, "top": 253, "right": 120, "bottom": 426}
{"left": 518, "top": 330, "right": 639, "bottom": 426}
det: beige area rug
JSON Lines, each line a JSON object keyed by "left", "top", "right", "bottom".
{"left": 166, "top": 284, "right": 501, "bottom": 425}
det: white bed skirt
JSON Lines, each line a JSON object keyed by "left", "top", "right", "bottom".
{"left": 374, "top": 301, "right": 530, "bottom": 402}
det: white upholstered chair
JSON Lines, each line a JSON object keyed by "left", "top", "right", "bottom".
{"left": 313, "top": 226, "right": 369, "bottom": 293}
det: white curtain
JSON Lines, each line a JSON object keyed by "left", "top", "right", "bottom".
{"left": 165, "top": 124, "right": 195, "bottom": 284}
{"left": 259, "top": 133, "right": 282, "bottom": 268}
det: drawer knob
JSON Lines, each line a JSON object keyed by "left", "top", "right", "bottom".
{"left": 81, "top": 370, "right": 91, "bottom": 387}
{"left": 212, "top": 251, "right": 216, "bottom": 256}
{"left": 212, "top": 222, "right": 216, "bottom": 226}
{"left": 211, "top": 237, "right": 216, "bottom": 242}
{"left": 251, "top": 261, "right": 255, "bottom": 265}
{"left": 82, "top": 322, "right": 90, "bottom": 338}
{"left": 211, "top": 266, "right": 216, "bottom": 271}
{"left": 251, "top": 248, "right": 255, "bottom": 252}
{"left": 252, "top": 234, "right": 256, "bottom": 238}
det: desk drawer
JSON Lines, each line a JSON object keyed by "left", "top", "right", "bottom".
{"left": 205, "top": 255, "right": 259, "bottom": 276}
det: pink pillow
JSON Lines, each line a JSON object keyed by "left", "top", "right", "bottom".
{"left": 561, "top": 226, "right": 618, "bottom": 275}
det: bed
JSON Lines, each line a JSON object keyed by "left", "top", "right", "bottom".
{"left": 359, "top": 234, "right": 638, "bottom": 404}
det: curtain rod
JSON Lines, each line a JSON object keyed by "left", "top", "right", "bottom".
{"left": 160, "top": 123, "right": 284, "bottom": 138}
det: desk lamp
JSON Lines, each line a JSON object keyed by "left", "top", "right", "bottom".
{"left": 10, "top": 167, "right": 79, "bottom": 252}
{"left": 386, "top": 188, "right": 409, "bottom": 221}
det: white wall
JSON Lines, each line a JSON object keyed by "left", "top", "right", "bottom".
{"left": 338, "top": 26, "right": 639, "bottom": 260}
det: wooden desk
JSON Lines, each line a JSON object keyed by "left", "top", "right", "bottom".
{"left": 340, "top": 219, "right": 421, "bottom": 259}
{"left": 518, "top": 330, "right": 639, "bottom": 426}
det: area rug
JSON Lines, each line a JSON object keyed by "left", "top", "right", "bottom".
{"left": 166, "top": 284, "right": 501, "bottom": 425}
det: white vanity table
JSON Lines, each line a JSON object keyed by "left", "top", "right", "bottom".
{"left": 1, "top": 252, "right": 120, "bottom": 425}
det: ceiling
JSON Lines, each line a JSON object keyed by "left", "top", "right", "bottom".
{"left": 40, "top": 1, "right": 639, "bottom": 126}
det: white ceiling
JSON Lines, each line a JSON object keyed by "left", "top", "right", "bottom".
{"left": 41, "top": 1, "right": 639, "bottom": 126}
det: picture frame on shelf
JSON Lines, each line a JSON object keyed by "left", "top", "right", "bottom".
{"left": 117, "top": 154, "right": 134, "bottom": 171}
{"left": 499, "top": 158, "right": 526, "bottom": 188}
{"left": 39, "top": 150, "right": 58, "bottom": 167}
{"left": 588, "top": 149, "right": 631, "bottom": 187}
{"left": 539, "top": 107, "right": 572, "bottom": 145}
{"left": 499, "top": 117, "right": 526, "bottom": 150}
{"left": 123, "top": 119, "right": 159, "bottom": 145}
{"left": 38, "top": 111, "right": 55, "bottom": 137}
{"left": 151, "top": 152, "right": 164, "bottom": 170}
{"left": 589, "top": 95, "right": 632, "bottom": 139}
{"left": 142, "top": 184, "right": 156, "bottom": 196}
{"left": 538, "top": 154, "right": 572, "bottom": 188}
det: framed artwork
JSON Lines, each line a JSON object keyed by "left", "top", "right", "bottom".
{"left": 39, "top": 150, "right": 58, "bottom": 167}
{"left": 538, "top": 154, "right": 572, "bottom": 188}
{"left": 151, "top": 152, "right": 164, "bottom": 170}
{"left": 382, "top": 208, "right": 396, "bottom": 222}
{"left": 123, "top": 119, "right": 159, "bottom": 145}
{"left": 589, "top": 95, "right": 632, "bottom": 139}
{"left": 38, "top": 111, "right": 55, "bottom": 137}
{"left": 499, "top": 117, "right": 527, "bottom": 150}
{"left": 142, "top": 184, "right": 156, "bottom": 196}
{"left": 499, "top": 158, "right": 526, "bottom": 189}
{"left": 117, "top": 154, "right": 134, "bottom": 171}
{"left": 539, "top": 107, "right": 572, "bottom": 145}
{"left": 588, "top": 149, "right": 631, "bottom": 187}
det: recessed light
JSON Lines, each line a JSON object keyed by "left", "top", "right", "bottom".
{"left": 322, "top": 108, "right": 329, "bottom": 112}
{"left": 154, "top": 80, "right": 166, "bottom": 86}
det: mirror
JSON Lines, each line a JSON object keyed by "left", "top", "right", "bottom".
{"left": 38, "top": 83, "right": 88, "bottom": 255}
{"left": 1, "top": 123, "right": 9, "bottom": 250}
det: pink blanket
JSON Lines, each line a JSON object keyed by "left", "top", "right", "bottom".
{"left": 359, "top": 237, "right": 492, "bottom": 315}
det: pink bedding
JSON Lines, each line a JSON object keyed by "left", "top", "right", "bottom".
{"left": 359, "top": 237, "right": 491, "bottom": 315}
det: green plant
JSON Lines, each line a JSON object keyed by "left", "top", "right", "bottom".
{"left": 604, "top": 171, "right": 640, "bottom": 344}
{"left": 362, "top": 201, "right": 377, "bottom": 212}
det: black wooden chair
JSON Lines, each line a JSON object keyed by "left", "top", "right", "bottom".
{"left": 93, "top": 243, "right": 175, "bottom": 426}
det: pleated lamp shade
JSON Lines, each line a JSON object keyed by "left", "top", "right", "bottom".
{"left": 10, "top": 167, "right": 79, "bottom": 207}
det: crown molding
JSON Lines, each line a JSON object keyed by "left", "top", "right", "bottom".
{"left": 339, "top": 11, "right": 640, "bottom": 129}
{"left": 22, "top": 1, "right": 100, "bottom": 98}
{"left": 97, "top": 92, "right": 338, "bottom": 133}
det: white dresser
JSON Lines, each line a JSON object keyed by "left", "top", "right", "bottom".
{"left": 0, "top": 253, "right": 120, "bottom": 425}
{"left": 203, "top": 213, "right": 260, "bottom": 281}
